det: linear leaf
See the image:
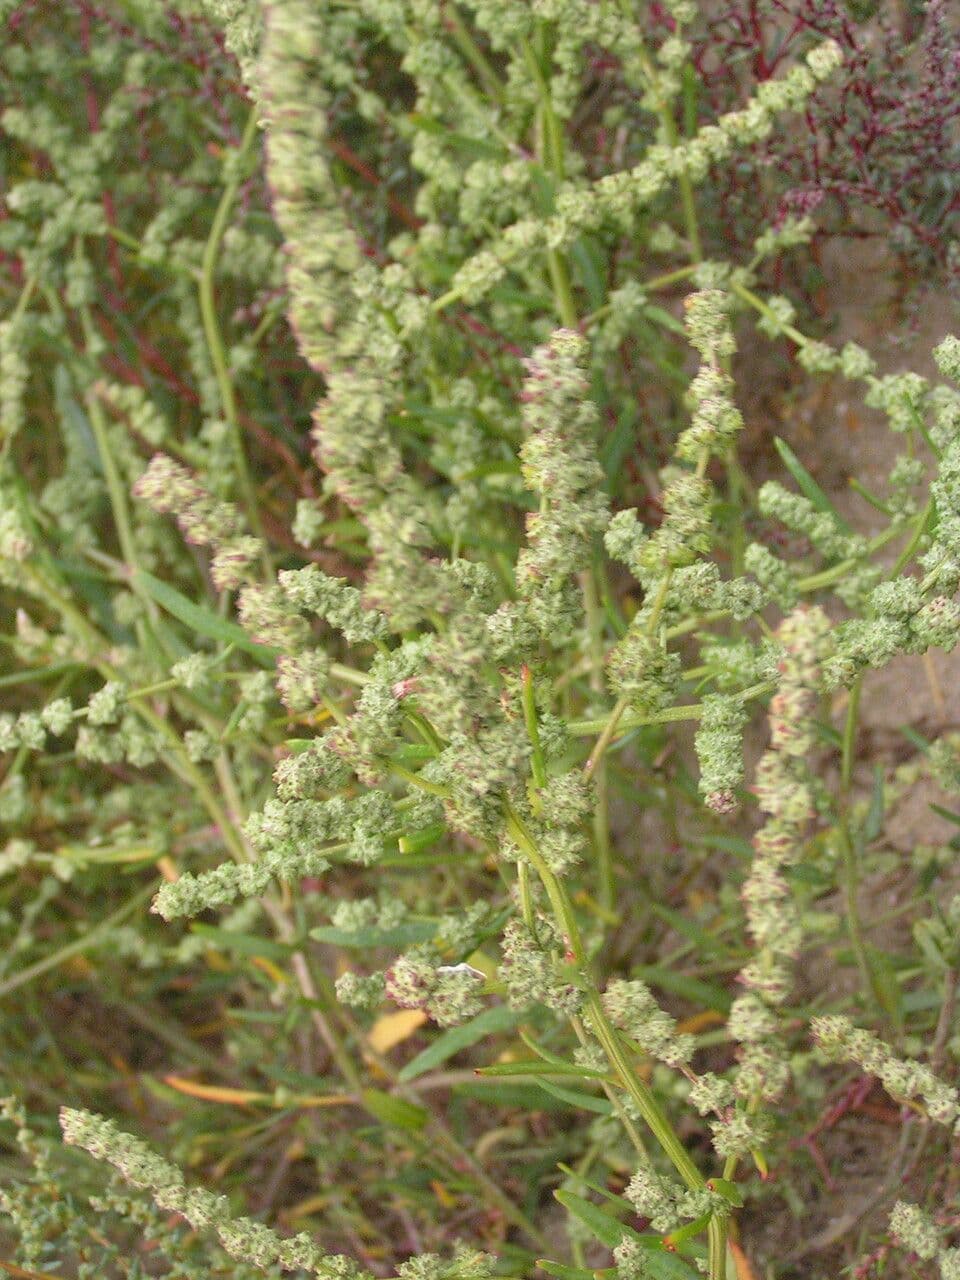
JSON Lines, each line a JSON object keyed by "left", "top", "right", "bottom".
{"left": 536, "top": 1263, "right": 597, "bottom": 1280}
{"left": 189, "top": 923, "right": 294, "bottom": 960}
{"left": 554, "top": 1191, "right": 634, "bottom": 1248}
{"left": 475, "top": 1061, "right": 611, "bottom": 1079}
{"left": 133, "top": 569, "right": 276, "bottom": 666}
{"left": 774, "top": 437, "right": 851, "bottom": 531}
{"left": 534, "top": 1077, "right": 612, "bottom": 1115}
{"left": 310, "top": 922, "right": 438, "bottom": 951}
{"left": 398, "top": 1005, "right": 520, "bottom": 1082}
{"left": 361, "top": 1088, "right": 428, "bottom": 1131}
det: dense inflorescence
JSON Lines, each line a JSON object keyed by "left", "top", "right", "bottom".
{"left": 2, "top": 3, "right": 960, "bottom": 1279}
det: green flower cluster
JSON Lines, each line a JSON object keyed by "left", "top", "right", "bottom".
{"left": 730, "top": 608, "right": 834, "bottom": 1107}
{"left": 812, "top": 1014, "right": 960, "bottom": 1130}
{"left": 889, "top": 1202, "right": 960, "bottom": 1278}
{"left": 516, "top": 329, "right": 610, "bottom": 605}
{"left": 383, "top": 953, "right": 486, "bottom": 1028}
{"left": 7, "top": 3, "right": 960, "bottom": 1279}
{"left": 498, "top": 917, "right": 583, "bottom": 1017}
{"left": 446, "top": 42, "right": 843, "bottom": 306}
{"left": 134, "top": 453, "right": 263, "bottom": 591}
{"left": 600, "top": 979, "right": 694, "bottom": 1068}
{"left": 59, "top": 1108, "right": 367, "bottom": 1279}
{"left": 622, "top": 1161, "right": 714, "bottom": 1234}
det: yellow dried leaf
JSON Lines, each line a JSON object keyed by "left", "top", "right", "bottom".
{"left": 676, "top": 1010, "right": 726, "bottom": 1035}
{"left": 366, "top": 1008, "right": 427, "bottom": 1053}
{"left": 156, "top": 856, "right": 179, "bottom": 883}
{"left": 431, "top": 1179, "right": 456, "bottom": 1208}
{"left": 162, "top": 1075, "right": 265, "bottom": 1106}
{"left": 729, "top": 1240, "right": 759, "bottom": 1280}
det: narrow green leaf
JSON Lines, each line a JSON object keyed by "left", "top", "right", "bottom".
{"left": 536, "top": 1262, "right": 596, "bottom": 1280}
{"left": 54, "top": 364, "right": 101, "bottom": 470}
{"left": 642, "top": 1254, "right": 702, "bottom": 1279}
{"left": 900, "top": 727, "right": 931, "bottom": 753}
{"left": 451, "top": 1082, "right": 555, "bottom": 1109}
{"left": 902, "top": 986, "right": 947, "bottom": 1013}
{"left": 695, "top": 835, "right": 753, "bottom": 862}
{"left": 555, "top": 1165, "right": 633, "bottom": 1212}
{"left": 647, "top": 902, "right": 726, "bottom": 955}
{"left": 928, "top": 802, "right": 960, "bottom": 828}
{"left": 912, "top": 923, "right": 948, "bottom": 973}
{"left": 398, "top": 1006, "right": 520, "bottom": 1082}
{"left": 786, "top": 863, "right": 832, "bottom": 886}
{"left": 309, "top": 922, "right": 438, "bottom": 950}
{"left": 867, "top": 944, "right": 904, "bottom": 1035}
{"left": 133, "top": 570, "right": 276, "bottom": 667}
{"left": 475, "top": 1061, "right": 610, "bottom": 1079}
{"left": 554, "top": 1198, "right": 701, "bottom": 1277}
{"left": 554, "top": 1190, "right": 636, "bottom": 1248}
{"left": 188, "top": 924, "right": 294, "bottom": 960}
{"left": 774, "top": 437, "right": 852, "bottom": 531}
{"left": 361, "top": 1088, "right": 428, "bottom": 1131}
{"left": 642, "top": 304, "right": 686, "bottom": 336}
{"left": 405, "top": 115, "right": 502, "bottom": 157}
{"left": 570, "top": 236, "right": 607, "bottom": 312}
{"left": 682, "top": 61, "right": 698, "bottom": 136}
{"left": 397, "top": 822, "right": 446, "bottom": 855}
{"left": 518, "top": 1030, "right": 573, "bottom": 1067}
{"left": 601, "top": 401, "right": 639, "bottom": 488}
{"left": 390, "top": 744, "right": 437, "bottom": 764}
{"left": 0, "top": 662, "right": 79, "bottom": 691}
{"left": 631, "top": 965, "right": 732, "bottom": 1013}
{"left": 705, "top": 1177, "right": 743, "bottom": 1208}
{"left": 226, "top": 1009, "right": 288, "bottom": 1025}
{"left": 534, "top": 1078, "right": 612, "bottom": 1115}
{"left": 862, "top": 766, "right": 885, "bottom": 843}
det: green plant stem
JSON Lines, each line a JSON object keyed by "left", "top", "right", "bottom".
{"left": 547, "top": 251, "right": 578, "bottom": 329}
{"left": 131, "top": 698, "right": 251, "bottom": 864}
{"left": 9, "top": 275, "right": 36, "bottom": 327}
{"left": 568, "top": 680, "right": 775, "bottom": 736}
{"left": 521, "top": 664, "right": 548, "bottom": 795}
{"left": 445, "top": 4, "right": 505, "bottom": 105}
{"left": 523, "top": 27, "right": 578, "bottom": 330}
{"left": 726, "top": 456, "right": 746, "bottom": 577}
{"left": 580, "top": 568, "right": 615, "bottom": 911}
{"left": 583, "top": 571, "right": 673, "bottom": 779}
{"left": 326, "top": 967, "right": 550, "bottom": 1250}
{"left": 592, "top": 755, "right": 614, "bottom": 913}
{"left": 615, "top": 0, "right": 701, "bottom": 262}
{"left": 837, "top": 676, "right": 878, "bottom": 1015}
{"left": 930, "top": 966, "right": 958, "bottom": 1075}
{"left": 707, "top": 1218, "right": 729, "bottom": 1280}
{"left": 524, "top": 28, "right": 565, "bottom": 180}
{"left": 144, "top": 705, "right": 544, "bottom": 1247}
{"left": 582, "top": 691, "right": 629, "bottom": 779}
{"left": 290, "top": 942, "right": 547, "bottom": 1251}
{"left": 503, "top": 800, "right": 707, "bottom": 1195}
{"left": 0, "top": 884, "right": 155, "bottom": 1000}
{"left": 570, "top": 1015, "right": 648, "bottom": 1157}
{"left": 893, "top": 497, "right": 934, "bottom": 579}
{"left": 386, "top": 760, "right": 450, "bottom": 797}
{"left": 197, "top": 104, "right": 266, "bottom": 554}
{"left": 729, "top": 280, "right": 808, "bottom": 349}
{"left": 76, "top": 304, "right": 169, "bottom": 661}
{"left": 0, "top": 662, "right": 79, "bottom": 691}
{"left": 83, "top": 380, "right": 139, "bottom": 578}
{"left": 522, "top": 25, "right": 621, "bottom": 931}
{"left": 585, "top": 265, "right": 700, "bottom": 328}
